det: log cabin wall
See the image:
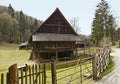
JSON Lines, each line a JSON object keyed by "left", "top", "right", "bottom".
{"left": 35, "top": 41, "right": 75, "bottom": 50}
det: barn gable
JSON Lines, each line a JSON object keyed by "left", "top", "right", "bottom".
{"left": 33, "top": 8, "right": 77, "bottom": 35}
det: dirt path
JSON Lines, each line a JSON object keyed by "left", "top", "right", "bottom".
{"left": 95, "top": 46, "right": 120, "bottom": 84}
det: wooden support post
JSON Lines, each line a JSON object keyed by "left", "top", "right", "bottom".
{"left": 80, "top": 58, "right": 82, "bottom": 84}
{"left": 56, "top": 51, "right": 58, "bottom": 61}
{"left": 51, "top": 62, "right": 57, "bottom": 84}
{"left": 92, "top": 54, "right": 97, "bottom": 80}
{"left": 9, "top": 64, "right": 18, "bottom": 84}
{"left": 75, "top": 49, "right": 78, "bottom": 59}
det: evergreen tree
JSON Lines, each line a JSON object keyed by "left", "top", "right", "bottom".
{"left": 19, "top": 11, "right": 26, "bottom": 42}
{"left": 30, "top": 19, "right": 38, "bottom": 33}
{"left": 115, "top": 27, "right": 120, "bottom": 41}
{"left": 107, "top": 15, "right": 116, "bottom": 45}
{"left": 91, "top": 0, "right": 116, "bottom": 46}
{"left": 8, "top": 4, "right": 15, "bottom": 17}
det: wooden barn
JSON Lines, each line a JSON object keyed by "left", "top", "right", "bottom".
{"left": 28, "top": 8, "right": 82, "bottom": 62}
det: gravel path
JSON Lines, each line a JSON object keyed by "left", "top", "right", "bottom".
{"left": 95, "top": 46, "right": 120, "bottom": 84}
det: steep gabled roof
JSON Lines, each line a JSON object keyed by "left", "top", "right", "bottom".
{"left": 28, "top": 8, "right": 81, "bottom": 45}
{"left": 33, "top": 8, "right": 78, "bottom": 35}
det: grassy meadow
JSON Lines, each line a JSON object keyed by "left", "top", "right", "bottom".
{"left": 0, "top": 42, "right": 34, "bottom": 73}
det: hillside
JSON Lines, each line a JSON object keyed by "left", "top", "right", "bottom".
{"left": 0, "top": 4, "right": 42, "bottom": 43}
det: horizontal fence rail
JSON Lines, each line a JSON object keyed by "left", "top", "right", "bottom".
{"left": 51, "top": 56, "right": 93, "bottom": 84}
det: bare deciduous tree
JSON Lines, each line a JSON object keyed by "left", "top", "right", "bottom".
{"left": 70, "top": 17, "right": 80, "bottom": 33}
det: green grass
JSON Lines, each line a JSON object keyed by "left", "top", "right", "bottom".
{"left": 0, "top": 42, "right": 33, "bottom": 73}
{"left": 115, "top": 41, "right": 120, "bottom": 48}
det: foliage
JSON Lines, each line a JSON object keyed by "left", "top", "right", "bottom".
{"left": 115, "top": 27, "right": 120, "bottom": 41}
{"left": 115, "top": 41, "right": 120, "bottom": 48}
{"left": 91, "top": 0, "right": 116, "bottom": 46}
{"left": 0, "top": 5, "right": 42, "bottom": 43}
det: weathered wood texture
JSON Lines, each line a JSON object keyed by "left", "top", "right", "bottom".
{"left": 17, "top": 64, "right": 46, "bottom": 84}
{"left": 9, "top": 64, "right": 18, "bottom": 84}
{"left": 28, "top": 8, "right": 82, "bottom": 61}
{"left": 93, "top": 46, "right": 111, "bottom": 79}
{"left": 51, "top": 56, "right": 93, "bottom": 84}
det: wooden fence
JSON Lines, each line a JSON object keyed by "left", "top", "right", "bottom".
{"left": 0, "top": 64, "right": 46, "bottom": 84}
{"left": 0, "top": 73, "right": 9, "bottom": 84}
{"left": 50, "top": 56, "right": 93, "bottom": 84}
{"left": 0, "top": 46, "right": 111, "bottom": 84}
{"left": 93, "top": 46, "right": 111, "bottom": 79}
{"left": 17, "top": 64, "right": 46, "bottom": 84}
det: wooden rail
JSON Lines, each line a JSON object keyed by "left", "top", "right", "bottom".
{"left": 93, "top": 46, "right": 111, "bottom": 79}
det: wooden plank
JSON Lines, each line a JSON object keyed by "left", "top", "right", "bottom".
{"left": 92, "top": 54, "right": 97, "bottom": 80}
{"left": 29, "top": 66, "right": 31, "bottom": 84}
{"left": 21, "top": 68, "right": 23, "bottom": 84}
{"left": 39, "top": 65, "right": 41, "bottom": 84}
{"left": 7, "top": 72, "right": 10, "bottom": 84}
{"left": 80, "top": 58, "right": 82, "bottom": 84}
{"left": 43, "top": 64, "right": 46, "bottom": 84}
{"left": 51, "top": 62, "right": 57, "bottom": 84}
{"left": 17, "top": 69, "right": 19, "bottom": 84}
{"left": 1, "top": 73, "right": 4, "bottom": 84}
{"left": 9, "top": 64, "right": 18, "bottom": 84}
{"left": 32, "top": 65, "right": 35, "bottom": 84}
{"left": 25, "top": 65, "right": 27, "bottom": 84}
{"left": 42, "top": 64, "right": 46, "bottom": 84}
{"left": 35, "top": 65, "right": 38, "bottom": 84}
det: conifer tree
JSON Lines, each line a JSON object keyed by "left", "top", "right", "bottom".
{"left": 91, "top": 0, "right": 116, "bottom": 46}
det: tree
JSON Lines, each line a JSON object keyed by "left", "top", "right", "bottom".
{"left": 107, "top": 15, "right": 116, "bottom": 45}
{"left": 115, "top": 27, "right": 120, "bottom": 41}
{"left": 0, "top": 12, "right": 19, "bottom": 42}
{"left": 91, "top": 0, "right": 116, "bottom": 46}
{"left": 0, "top": 5, "right": 43, "bottom": 43}
{"left": 70, "top": 17, "right": 80, "bottom": 33}
{"left": 18, "top": 11, "right": 26, "bottom": 42}
{"left": 8, "top": 4, "right": 15, "bottom": 17}
{"left": 30, "top": 19, "right": 38, "bottom": 33}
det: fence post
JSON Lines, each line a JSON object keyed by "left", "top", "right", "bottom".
{"left": 9, "top": 64, "right": 18, "bottom": 84}
{"left": 92, "top": 54, "right": 97, "bottom": 80}
{"left": 7, "top": 72, "right": 10, "bottom": 84}
{"left": 1, "top": 73, "right": 4, "bottom": 84}
{"left": 80, "top": 58, "right": 82, "bottom": 84}
{"left": 42, "top": 64, "right": 46, "bottom": 84}
{"left": 51, "top": 62, "right": 57, "bottom": 84}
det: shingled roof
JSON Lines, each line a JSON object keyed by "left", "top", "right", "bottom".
{"left": 32, "top": 33, "right": 82, "bottom": 41}
{"left": 29, "top": 8, "right": 82, "bottom": 45}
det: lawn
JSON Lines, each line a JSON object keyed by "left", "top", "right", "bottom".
{"left": 0, "top": 42, "right": 34, "bottom": 73}
{"left": 115, "top": 41, "right": 120, "bottom": 48}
